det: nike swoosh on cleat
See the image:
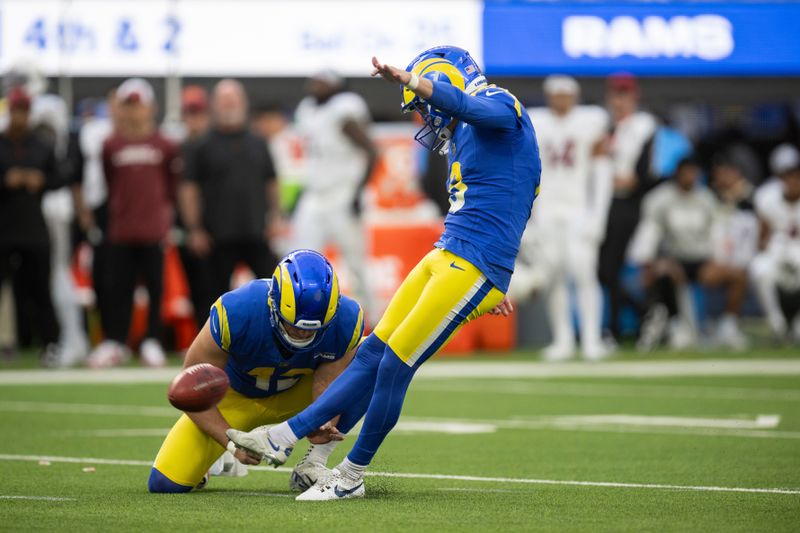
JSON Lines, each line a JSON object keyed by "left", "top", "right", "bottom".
{"left": 449, "top": 261, "right": 465, "bottom": 271}
{"left": 334, "top": 482, "right": 364, "bottom": 498}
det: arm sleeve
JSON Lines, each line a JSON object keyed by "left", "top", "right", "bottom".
{"left": 426, "top": 81, "right": 521, "bottom": 130}
{"left": 333, "top": 299, "right": 364, "bottom": 359}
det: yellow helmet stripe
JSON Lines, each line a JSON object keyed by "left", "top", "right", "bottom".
{"left": 323, "top": 272, "right": 340, "bottom": 325}
{"left": 278, "top": 264, "right": 296, "bottom": 323}
{"left": 403, "top": 58, "right": 467, "bottom": 107}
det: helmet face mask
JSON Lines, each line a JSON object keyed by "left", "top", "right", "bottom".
{"left": 268, "top": 249, "right": 340, "bottom": 351}
{"left": 402, "top": 45, "right": 486, "bottom": 153}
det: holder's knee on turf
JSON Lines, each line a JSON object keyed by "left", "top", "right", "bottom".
{"left": 147, "top": 467, "right": 194, "bottom": 493}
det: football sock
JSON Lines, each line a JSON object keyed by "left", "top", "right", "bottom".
{"left": 337, "top": 457, "right": 367, "bottom": 480}
{"left": 305, "top": 441, "right": 338, "bottom": 465}
{"left": 347, "top": 345, "right": 416, "bottom": 467}
{"left": 287, "top": 333, "right": 386, "bottom": 440}
{"left": 577, "top": 276, "right": 603, "bottom": 352}
{"left": 268, "top": 421, "right": 299, "bottom": 448}
{"left": 547, "top": 278, "right": 573, "bottom": 348}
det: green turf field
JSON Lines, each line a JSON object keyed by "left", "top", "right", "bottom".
{"left": 1, "top": 351, "right": 799, "bottom": 531}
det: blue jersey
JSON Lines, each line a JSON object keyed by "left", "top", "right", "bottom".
{"left": 208, "top": 279, "right": 364, "bottom": 398}
{"left": 427, "top": 81, "right": 541, "bottom": 292}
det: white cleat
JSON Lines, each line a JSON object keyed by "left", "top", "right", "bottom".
{"left": 140, "top": 338, "right": 167, "bottom": 368}
{"left": 225, "top": 426, "right": 293, "bottom": 467}
{"left": 542, "top": 342, "right": 575, "bottom": 362}
{"left": 290, "top": 461, "right": 332, "bottom": 492}
{"left": 295, "top": 468, "right": 365, "bottom": 501}
{"left": 86, "top": 340, "right": 131, "bottom": 369}
{"left": 582, "top": 343, "right": 612, "bottom": 362}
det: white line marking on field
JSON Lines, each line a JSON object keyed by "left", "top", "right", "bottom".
{"left": 0, "top": 495, "right": 76, "bottom": 502}
{"left": 215, "top": 491, "right": 293, "bottom": 498}
{"left": 437, "top": 487, "right": 528, "bottom": 494}
{"left": 414, "top": 381, "right": 800, "bottom": 402}
{"left": 2, "top": 359, "right": 800, "bottom": 384}
{"left": 513, "top": 414, "right": 782, "bottom": 430}
{"left": 1, "top": 453, "right": 798, "bottom": 496}
{"left": 0, "top": 401, "right": 177, "bottom": 418}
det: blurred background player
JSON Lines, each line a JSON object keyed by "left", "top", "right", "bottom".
{"left": 73, "top": 89, "right": 119, "bottom": 353}
{"left": 180, "top": 79, "right": 280, "bottom": 309}
{"left": 524, "top": 75, "right": 613, "bottom": 361}
{"left": 3, "top": 62, "right": 87, "bottom": 366}
{"left": 629, "top": 158, "right": 747, "bottom": 350}
{"left": 293, "top": 70, "right": 378, "bottom": 321}
{"left": 599, "top": 74, "right": 658, "bottom": 343}
{"left": 149, "top": 250, "right": 365, "bottom": 494}
{"left": 750, "top": 158, "right": 800, "bottom": 342}
{"left": 87, "top": 79, "right": 181, "bottom": 368}
{"left": 0, "top": 86, "right": 61, "bottom": 362}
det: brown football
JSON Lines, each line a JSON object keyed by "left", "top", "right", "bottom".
{"left": 167, "top": 363, "right": 230, "bottom": 412}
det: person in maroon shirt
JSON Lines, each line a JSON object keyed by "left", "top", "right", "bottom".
{"left": 87, "top": 78, "right": 181, "bottom": 368}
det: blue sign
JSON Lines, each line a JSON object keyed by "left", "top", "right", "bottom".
{"left": 483, "top": 2, "right": 800, "bottom": 76}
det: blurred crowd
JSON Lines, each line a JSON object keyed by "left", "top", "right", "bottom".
{"left": 1, "top": 64, "right": 799, "bottom": 367}
{"left": 0, "top": 66, "right": 375, "bottom": 367}
{"left": 511, "top": 74, "right": 800, "bottom": 359}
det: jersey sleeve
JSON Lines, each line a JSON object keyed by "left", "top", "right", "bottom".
{"left": 208, "top": 282, "right": 261, "bottom": 356}
{"left": 427, "top": 81, "right": 522, "bottom": 130}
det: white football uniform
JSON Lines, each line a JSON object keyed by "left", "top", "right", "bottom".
{"left": 750, "top": 183, "right": 800, "bottom": 334}
{"left": 292, "top": 91, "right": 372, "bottom": 314}
{"left": 518, "top": 105, "right": 611, "bottom": 359}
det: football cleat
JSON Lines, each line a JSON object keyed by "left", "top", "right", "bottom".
{"left": 542, "top": 342, "right": 575, "bottom": 362}
{"left": 140, "top": 338, "right": 167, "bottom": 368}
{"left": 295, "top": 468, "right": 365, "bottom": 501}
{"left": 289, "top": 448, "right": 332, "bottom": 492}
{"left": 86, "top": 340, "right": 131, "bottom": 369}
{"left": 225, "top": 427, "right": 293, "bottom": 467}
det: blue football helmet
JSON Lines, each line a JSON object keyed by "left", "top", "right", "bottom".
{"left": 268, "top": 249, "right": 340, "bottom": 350}
{"left": 402, "top": 46, "right": 487, "bottom": 153}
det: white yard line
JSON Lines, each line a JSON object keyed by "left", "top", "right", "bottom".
{"left": 2, "top": 359, "right": 800, "bottom": 385}
{"left": 1, "top": 453, "right": 796, "bottom": 496}
{"left": 0, "top": 401, "right": 177, "bottom": 418}
{"left": 413, "top": 381, "right": 800, "bottom": 402}
{"left": 0, "top": 495, "right": 76, "bottom": 502}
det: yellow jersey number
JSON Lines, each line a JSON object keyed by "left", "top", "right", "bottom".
{"left": 448, "top": 161, "right": 467, "bottom": 213}
{"left": 248, "top": 367, "right": 313, "bottom": 392}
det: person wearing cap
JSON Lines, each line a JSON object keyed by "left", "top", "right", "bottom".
{"left": 179, "top": 79, "right": 280, "bottom": 307}
{"left": 751, "top": 145, "right": 800, "bottom": 341}
{"left": 517, "top": 75, "right": 612, "bottom": 361}
{"left": 598, "top": 73, "right": 658, "bottom": 342}
{"left": 292, "top": 70, "right": 378, "bottom": 321}
{"left": 174, "top": 85, "right": 213, "bottom": 328}
{"left": 87, "top": 78, "right": 182, "bottom": 368}
{"left": 0, "top": 86, "right": 61, "bottom": 362}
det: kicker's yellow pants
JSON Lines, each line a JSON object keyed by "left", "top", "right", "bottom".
{"left": 373, "top": 248, "right": 504, "bottom": 367}
{"left": 152, "top": 375, "right": 313, "bottom": 487}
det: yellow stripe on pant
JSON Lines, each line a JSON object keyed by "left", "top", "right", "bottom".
{"left": 152, "top": 374, "right": 313, "bottom": 487}
{"left": 373, "top": 249, "right": 504, "bottom": 367}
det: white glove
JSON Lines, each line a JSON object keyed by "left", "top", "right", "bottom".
{"left": 225, "top": 427, "right": 270, "bottom": 459}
